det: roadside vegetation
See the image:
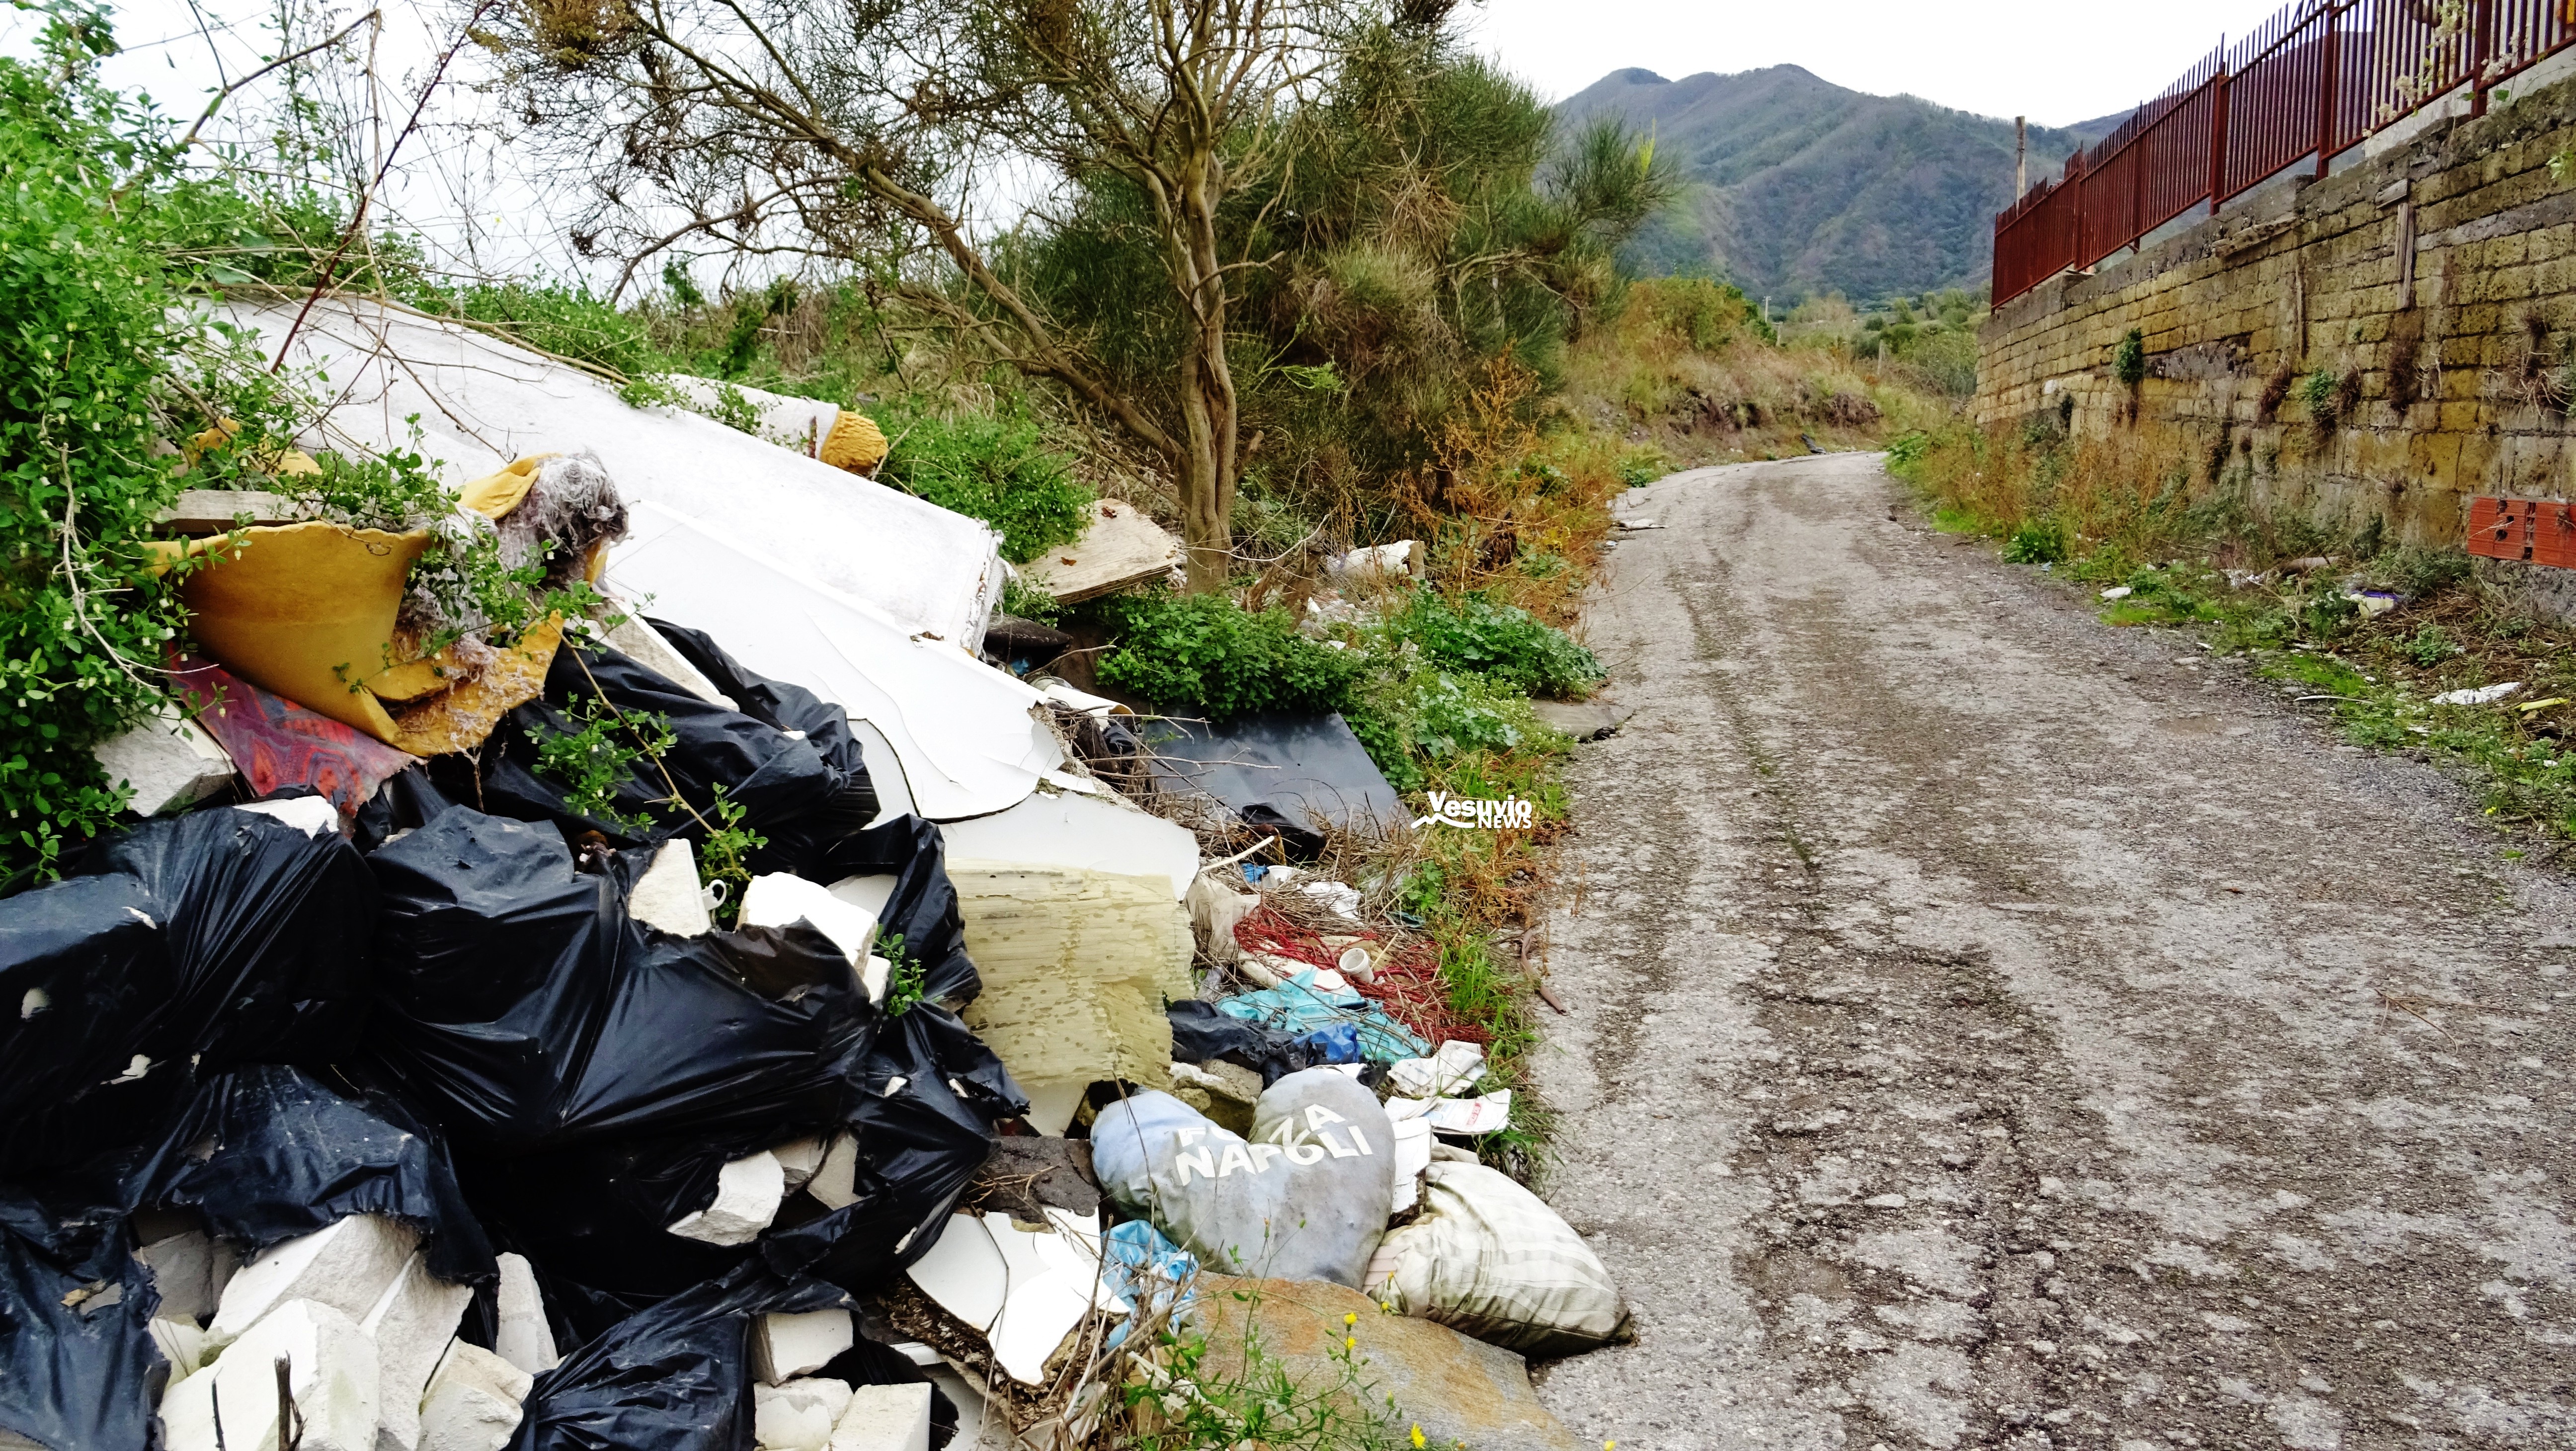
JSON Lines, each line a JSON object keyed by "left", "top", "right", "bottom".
{"left": 1891, "top": 418, "right": 2576, "bottom": 854}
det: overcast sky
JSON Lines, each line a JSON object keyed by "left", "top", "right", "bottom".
{"left": 1458, "top": 0, "right": 2265, "bottom": 127}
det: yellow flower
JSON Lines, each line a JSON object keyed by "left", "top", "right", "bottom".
{"left": 1410, "top": 1428, "right": 1428, "bottom": 1450}
{"left": 1345, "top": 1335, "right": 1357, "bottom": 1351}
{"left": 1345, "top": 1311, "right": 1359, "bottom": 1326}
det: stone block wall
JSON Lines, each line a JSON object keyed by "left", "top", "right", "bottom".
{"left": 1975, "top": 69, "right": 2576, "bottom": 604}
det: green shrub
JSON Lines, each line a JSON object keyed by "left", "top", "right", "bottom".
{"left": 405, "top": 277, "right": 667, "bottom": 377}
{"left": 877, "top": 409, "right": 1094, "bottom": 564}
{"left": 1096, "top": 592, "right": 1360, "bottom": 719}
{"left": 1344, "top": 662, "right": 1562, "bottom": 795}
{"left": 1390, "top": 590, "right": 1602, "bottom": 698}
{"left": 2003, "top": 520, "right": 2068, "bottom": 564}
{"left": 2112, "top": 327, "right": 2147, "bottom": 388}
{"left": 1615, "top": 446, "right": 1671, "bottom": 487}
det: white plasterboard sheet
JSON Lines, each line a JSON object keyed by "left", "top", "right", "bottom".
{"left": 219, "top": 296, "right": 1002, "bottom": 645}
{"left": 938, "top": 790, "right": 1200, "bottom": 900}
{"left": 608, "top": 502, "right": 1061, "bottom": 821}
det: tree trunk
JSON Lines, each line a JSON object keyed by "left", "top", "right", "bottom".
{"left": 1170, "top": 132, "right": 1239, "bottom": 593}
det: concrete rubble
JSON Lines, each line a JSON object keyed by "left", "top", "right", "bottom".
{"left": 2, "top": 301, "right": 1615, "bottom": 1451}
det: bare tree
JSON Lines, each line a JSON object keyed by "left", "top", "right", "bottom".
{"left": 502, "top": 0, "right": 1382, "bottom": 589}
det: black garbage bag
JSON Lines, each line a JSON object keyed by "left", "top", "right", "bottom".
{"left": 506, "top": 1261, "right": 853, "bottom": 1451}
{"left": 352, "top": 762, "right": 463, "bottom": 854}
{"left": 0, "top": 809, "right": 373, "bottom": 1178}
{"left": 814, "top": 814, "right": 981, "bottom": 1005}
{"left": 648, "top": 618, "right": 871, "bottom": 785}
{"left": 128, "top": 1063, "right": 497, "bottom": 1286}
{"left": 0, "top": 1191, "right": 161, "bottom": 1451}
{"left": 1166, "top": 999, "right": 1317, "bottom": 1085}
{"left": 432, "top": 638, "right": 873, "bottom": 880}
{"left": 367, "top": 807, "right": 876, "bottom": 1323}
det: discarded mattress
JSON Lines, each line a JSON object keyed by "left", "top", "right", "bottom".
{"left": 218, "top": 296, "right": 1000, "bottom": 646}
{"left": 607, "top": 499, "right": 1076, "bottom": 821}
{"left": 1141, "top": 711, "right": 1405, "bottom": 837}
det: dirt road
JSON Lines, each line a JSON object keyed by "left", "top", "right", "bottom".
{"left": 1530, "top": 454, "right": 2576, "bottom": 1451}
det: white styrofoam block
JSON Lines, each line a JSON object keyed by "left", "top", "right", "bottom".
{"left": 772, "top": 1136, "right": 827, "bottom": 1194}
{"left": 806, "top": 1133, "right": 859, "bottom": 1211}
{"left": 361, "top": 1254, "right": 474, "bottom": 1451}
{"left": 150, "top": 1315, "right": 212, "bottom": 1378}
{"left": 136, "top": 1229, "right": 218, "bottom": 1324}
{"left": 162, "top": 1299, "right": 381, "bottom": 1451}
{"left": 628, "top": 837, "right": 712, "bottom": 937}
{"left": 828, "top": 1382, "right": 933, "bottom": 1451}
{"left": 741, "top": 874, "right": 878, "bottom": 966}
{"left": 210, "top": 1215, "right": 419, "bottom": 1345}
{"left": 418, "top": 1341, "right": 533, "bottom": 1451}
{"left": 490, "top": 1254, "right": 558, "bottom": 1377}
{"left": 862, "top": 954, "right": 891, "bottom": 1006}
{"left": 755, "top": 1379, "right": 854, "bottom": 1451}
{"left": 752, "top": 1308, "right": 854, "bottom": 1386}
{"left": 95, "top": 707, "right": 236, "bottom": 815}
{"left": 666, "top": 1151, "right": 786, "bottom": 1246}
{"left": 234, "top": 795, "right": 340, "bottom": 838}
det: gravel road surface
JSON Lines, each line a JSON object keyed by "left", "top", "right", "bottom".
{"left": 1530, "top": 453, "right": 2576, "bottom": 1451}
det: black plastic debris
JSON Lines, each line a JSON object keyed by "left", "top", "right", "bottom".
{"left": 1140, "top": 711, "right": 1404, "bottom": 848}
{"left": 649, "top": 618, "right": 873, "bottom": 789}
{"left": 507, "top": 1261, "right": 851, "bottom": 1451}
{"left": 0, "top": 808, "right": 374, "bottom": 1178}
{"left": 0, "top": 1191, "right": 161, "bottom": 1451}
{"left": 433, "top": 638, "right": 874, "bottom": 880}
{"left": 366, "top": 808, "right": 872, "bottom": 1317}
{"left": 352, "top": 763, "right": 463, "bottom": 854}
{"left": 1166, "top": 999, "right": 1318, "bottom": 1086}
{"left": 129, "top": 1063, "right": 497, "bottom": 1286}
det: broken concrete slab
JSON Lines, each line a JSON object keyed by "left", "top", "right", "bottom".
{"left": 491, "top": 1253, "right": 558, "bottom": 1377}
{"left": 806, "top": 1133, "right": 860, "bottom": 1211}
{"left": 1528, "top": 695, "right": 1635, "bottom": 742}
{"left": 135, "top": 1227, "right": 221, "bottom": 1325}
{"left": 163, "top": 1298, "right": 382, "bottom": 1451}
{"left": 208, "top": 1213, "right": 418, "bottom": 1345}
{"left": 418, "top": 1341, "right": 532, "bottom": 1451}
{"left": 948, "top": 861, "right": 1195, "bottom": 1134}
{"left": 362, "top": 1253, "right": 474, "bottom": 1451}
{"left": 827, "top": 1383, "right": 932, "bottom": 1451}
{"left": 752, "top": 1309, "right": 855, "bottom": 1386}
{"left": 939, "top": 790, "right": 1201, "bottom": 901}
{"left": 1199, "top": 1275, "right": 1580, "bottom": 1451}
{"left": 628, "top": 837, "right": 712, "bottom": 937}
{"left": 667, "top": 1149, "right": 787, "bottom": 1246}
{"left": 94, "top": 706, "right": 236, "bottom": 816}
{"left": 1017, "top": 500, "right": 1182, "bottom": 605}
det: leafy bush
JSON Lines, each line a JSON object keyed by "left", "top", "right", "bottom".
{"left": 405, "top": 277, "right": 667, "bottom": 377}
{"left": 1390, "top": 590, "right": 1602, "bottom": 698}
{"left": 2113, "top": 327, "right": 2147, "bottom": 388}
{"left": 1096, "top": 592, "right": 1360, "bottom": 719}
{"left": 1615, "top": 446, "right": 1670, "bottom": 487}
{"left": 876, "top": 409, "right": 1094, "bottom": 565}
{"left": 2003, "top": 520, "right": 2068, "bottom": 564}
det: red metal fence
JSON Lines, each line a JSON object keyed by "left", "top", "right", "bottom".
{"left": 1993, "top": 0, "right": 2576, "bottom": 305}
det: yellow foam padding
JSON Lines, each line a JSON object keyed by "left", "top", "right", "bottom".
{"left": 175, "top": 522, "right": 431, "bottom": 743}
{"left": 818, "top": 410, "right": 888, "bottom": 473}
{"left": 386, "top": 615, "right": 565, "bottom": 757}
{"left": 458, "top": 454, "right": 554, "bottom": 520}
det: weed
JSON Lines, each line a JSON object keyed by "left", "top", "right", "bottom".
{"left": 2113, "top": 328, "right": 2147, "bottom": 388}
{"left": 877, "top": 407, "right": 1094, "bottom": 564}
{"left": 1096, "top": 591, "right": 1361, "bottom": 719}
{"left": 1000, "top": 575, "right": 1066, "bottom": 627}
{"left": 876, "top": 930, "right": 926, "bottom": 1014}
{"left": 2404, "top": 624, "right": 2463, "bottom": 666}
{"left": 1389, "top": 590, "right": 1603, "bottom": 699}
{"left": 2003, "top": 520, "right": 2068, "bottom": 564}
{"left": 2297, "top": 368, "right": 2342, "bottom": 430}
{"left": 531, "top": 694, "right": 672, "bottom": 834}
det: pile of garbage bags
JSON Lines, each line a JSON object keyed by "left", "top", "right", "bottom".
{"left": 4, "top": 418, "right": 1630, "bottom": 1451}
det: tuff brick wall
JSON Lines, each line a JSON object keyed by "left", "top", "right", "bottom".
{"left": 1975, "top": 71, "right": 2576, "bottom": 607}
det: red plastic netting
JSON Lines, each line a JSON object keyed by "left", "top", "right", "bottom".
{"left": 1231, "top": 905, "right": 1484, "bottom": 1048}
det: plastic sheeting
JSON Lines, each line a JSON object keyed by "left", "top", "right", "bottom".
{"left": 129, "top": 1064, "right": 497, "bottom": 1287}
{"left": 0, "top": 809, "right": 373, "bottom": 1178}
{"left": 0, "top": 1191, "right": 161, "bottom": 1451}
{"left": 218, "top": 296, "right": 1001, "bottom": 647}
{"left": 1141, "top": 712, "right": 1406, "bottom": 838}
{"left": 434, "top": 637, "right": 877, "bottom": 882}
{"left": 1214, "top": 971, "right": 1431, "bottom": 1065}
{"left": 1165, "top": 1001, "right": 1319, "bottom": 1086}
{"left": 607, "top": 501, "right": 1071, "bottom": 822}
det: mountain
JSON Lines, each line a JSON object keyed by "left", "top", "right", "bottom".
{"left": 1561, "top": 66, "right": 2102, "bottom": 305}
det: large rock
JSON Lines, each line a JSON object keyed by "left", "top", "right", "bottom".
{"left": 1199, "top": 1275, "right": 1580, "bottom": 1451}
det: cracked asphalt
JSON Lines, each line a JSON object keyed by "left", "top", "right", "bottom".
{"left": 1529, "top": 453, "right": 2576, "bottom": 1451}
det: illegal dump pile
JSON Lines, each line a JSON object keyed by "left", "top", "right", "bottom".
{"left": 0, "top": 297, "right": 1629, "bottom": 1451}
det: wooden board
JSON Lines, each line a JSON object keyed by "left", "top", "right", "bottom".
{"left": 154, "top": 489, "right": 299, "bottom": 534}
{"left": 1018, "top": 499, "right": 1182, "bottom": 604}
{"left": 2466, "top": 495, "right": 2576, "bottom": 569}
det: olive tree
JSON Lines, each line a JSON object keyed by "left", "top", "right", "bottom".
{"left": 505, "top": 0, "right": 1387, "bottom": 588}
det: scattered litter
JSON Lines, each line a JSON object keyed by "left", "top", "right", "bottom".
{"left": 1365, "top": 1161, "right": 1631, "bottom": 1356}
{"left": 1386, "top": 1090, "right": 1514, "bottom": 1136}
{"left": 2521, "top": 697, "right": 2570, "bottom": 714}
{"left": 903, "top": 1209, "right": 1119, "bottom": 1384}
{"left": 2343, "top": 590, "right": 2401, "bottom": 617}
{"left": 1614, "top": 517, "right": 1663, "bottom": 530}
{"left": 1389, "top": 1041, "right": 1488, "bottom": 1098}
{"left": 2099, "top": 585, "right": 2133, "bottom": 600}
{"left": 1325, "top": 540, "right": 1427, "bottom": 580}
{"left": 90, "top": 705, "right": 237, "bottom": 817}
{"left": 2432, "top": 682, "right": 2522, "bottom": 706}
{"left": 1214, "top": 969, "right": 1433, "bottom": 1064}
